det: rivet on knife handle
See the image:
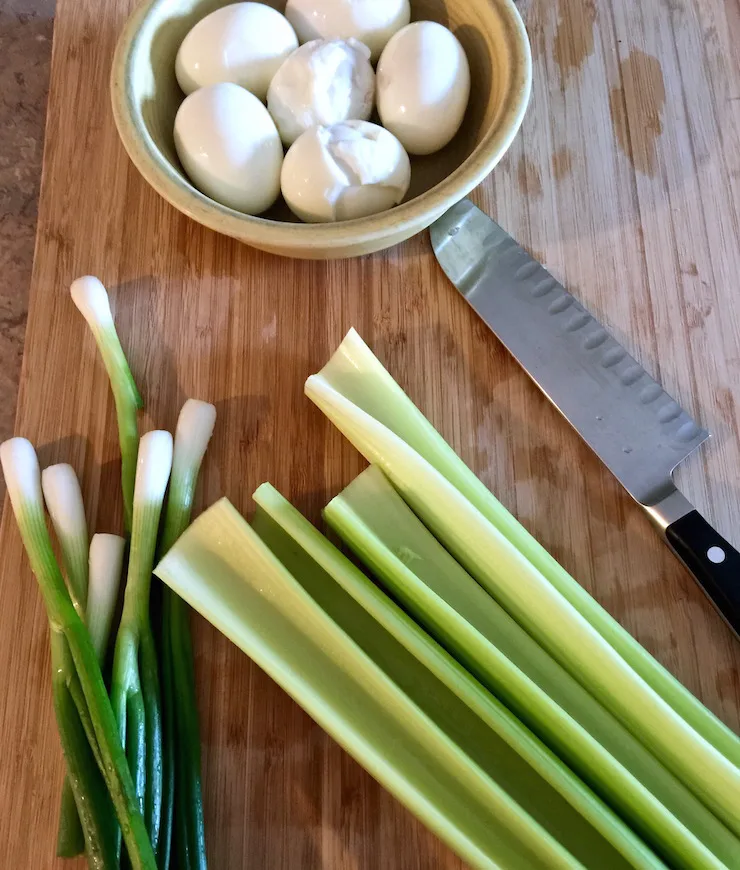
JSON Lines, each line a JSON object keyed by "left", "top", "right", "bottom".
{"left": 431, "top": 199, "right": 739, "bottom": 637}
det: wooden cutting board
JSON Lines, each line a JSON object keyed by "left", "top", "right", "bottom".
{"left": 1, "top": 0, "right": 739, "bottom": 866}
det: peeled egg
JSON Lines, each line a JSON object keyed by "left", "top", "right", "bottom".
{"left": 174, "top": 82, "right": 283, "bottom": 215}
{"left": 175, "top": 2, "right": 298, "bottom": 101}
{"left": 377, "top": 21, "right": 471, "bottom": 156}
{"left": 267, "top": 38, "right": 375, "bottom": 147}
{"left": 281, "top": 120, "right": 411, "bottom": 223}
{"left": 285, "top": 0, "right": 410, "bottom": 61}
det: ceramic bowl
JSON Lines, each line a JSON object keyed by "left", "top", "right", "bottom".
{"left": 111, "top": 0, "right": 531, "bottom": 259}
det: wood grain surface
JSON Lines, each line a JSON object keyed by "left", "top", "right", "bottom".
{"left": 1, "top": 0, "right": 739, "bottom": 866}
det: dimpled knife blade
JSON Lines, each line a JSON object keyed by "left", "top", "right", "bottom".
{"left": 431, "top": 199, "right": 740, "bottom": 636}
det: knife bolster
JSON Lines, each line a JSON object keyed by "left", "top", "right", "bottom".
{"left": 643, "top": 489, "right": 695, "bottom": 531}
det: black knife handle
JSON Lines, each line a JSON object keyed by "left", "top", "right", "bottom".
{"left": 666, "top": 511, "right": 740, "bottom": 636}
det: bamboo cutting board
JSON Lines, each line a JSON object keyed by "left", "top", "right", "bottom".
{"left": 1, "top": 0, "right": 739, "bottom": 866}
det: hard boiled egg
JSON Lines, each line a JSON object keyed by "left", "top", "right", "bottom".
{"left": 285, "top": 0, "right": 410, "bottom": 62}
{"left": 377, "top": 21, "right": 471, "bottom": 156}
{"left": 281, "top": 120, "right": 411, "bottom": 223}
{"left": 267, "top": 38, "right": 375, "bottom": 147}
{"left": 174, "top": 82, "right": 283, "bottom": 215}
{"left": 176, "top": 2, "right": 298, "bottom": 101}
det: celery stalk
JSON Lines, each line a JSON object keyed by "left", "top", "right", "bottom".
{"left": 1, "top": 438, "right": 156, "bottom": 870}
{"left": 253, "top": 483, "right": 665, "bottom": 870}
{"left": 71, "top": 276, "right": 143, "bottom": 533}
{"left": 306, "top": 329, "right": 740, "bottom": 768}
{"left": 306, "top": 337, "right": 740, "bottom": 836}
{"left": 159, "top": 399, "right": 215, "bottom": 870}
{"left": 155, "top": 498, "right": 589, "bottom": 870}
{"left": 325, "top": 466, "right": 739, "bottom": 869}
{"left": 111, "top": 430, "right": 173, "bottom": 860}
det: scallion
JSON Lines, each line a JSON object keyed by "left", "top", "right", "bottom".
{"left": 87, "top": 533, "right": 126, "bottom": 663}
{"left": 41, "top": 462, "right": 93, "bottom": 858}
{"left": 0, "top": 437, "right": 156, "bottom": 869}
{"left": 71, "top": 276, "right": 143, "bottom": 533}
{"left": 42, "top": 463, "right": 89, "bottom": 615}
{"left": 111, "top": 429, "right": 173, "bottom": 860}
{"left": 159, "top": 399, "right": 215, "bottom": 870}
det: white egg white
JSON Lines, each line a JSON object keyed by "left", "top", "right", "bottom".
{"left": 377, "top": 21, "right": 471, "bottom": 156}
{"left": 285, "top": 0, "right": 410, "bottom": 62}
{"left": 281, "top": 120, "right": 411, "bottom": 223}
{"left": 174, "top": 82, "right": 284, "bottom": 215}
{"left": 267, "top": 38, "right": 375, "bottom": 147}
{"left": 176, "top": 2, "right": 298, "bottom": 101}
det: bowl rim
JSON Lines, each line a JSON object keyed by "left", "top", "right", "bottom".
{"left": 111, "top": 0, "right": 532, "bottom": 253}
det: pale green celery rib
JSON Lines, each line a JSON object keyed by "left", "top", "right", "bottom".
{"left": 306, "top": 328, "right": 740, "bottom": 768}
{"left": 324, "top": 467, "right": 740, "bottom": 870}
{"left": 155, "top": 498, "right": 585, "bottom": 870}
{"left": 306, "top": 355, "right": 740, "bottom": 840}
{"left": 253, "top": 483, "right": 664, "bottom": 870}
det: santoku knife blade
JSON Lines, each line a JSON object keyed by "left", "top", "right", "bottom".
{"left": 431, "top": 198, "right": 739, "bottom": 636}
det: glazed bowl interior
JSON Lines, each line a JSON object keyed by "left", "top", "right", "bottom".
{"left": 112, "top": 0, "right": 531, "bottom": 258}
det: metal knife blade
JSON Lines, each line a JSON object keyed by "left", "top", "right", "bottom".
{"left": 431, "top": 199, "right": 740, "bottom": 637}
{"left": 431, "top": 199, "right": 708, "bottom": 508}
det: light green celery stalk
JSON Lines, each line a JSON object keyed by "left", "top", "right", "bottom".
{"left": 111, "top": 429, "right": 172, "bottom": 862}
{"left": 155, "top": 498, "right": 586, "bottom": 870}
{"left": 0, "top": 438, "right": 156, "bottom": 870}
{"left": 159, "top": 399, "right": 216, "bottom": 870}
{"left": 324, "top": 466, "right": 739, "bottom": 870}
{"left": 305, "top": 358, "right": 740, "bottom": 839}
{"left": 305, "top": 328, "right": 740, "bottom": 768}
{"left": 156, "top": 499, "right": 600, "bottom": 870}
{"left": 71, "top": 276, "right": 143, "bottom": 533}
{"left": 253, "top": 483, "right": 665, "bottom": 870}
{"left": 42, "top": 463, "right": 92, "bottom": 857}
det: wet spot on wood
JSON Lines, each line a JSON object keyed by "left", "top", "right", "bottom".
{"left": 517, "top": 156, "right": 543, "bottom": 196}
{"left": 553, "top": 0, "right": 597, "bottom": 86}
{"left": 530, "top": 250, "right": 547, "bottom": 265}
{"left": 551, "top": 148, "right": 573, "bottom": 181}
{"left": 529, "top": 444, "right": 560, "bottom": 483}
{"left": 609, "top": 51, "right": 666, "bottom": 176}
{"left": 686, "top": 301, "right": 713, "bottom": 330}
{"left": 714, "top": 387, "right": 737, "bottom": 427}
{"left": 715, "top": 666, "right": 740, "bottom": 701}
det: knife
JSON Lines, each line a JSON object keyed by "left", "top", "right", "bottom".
{"left": 431, "top": 199, "right": 739, "bottom": 636}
